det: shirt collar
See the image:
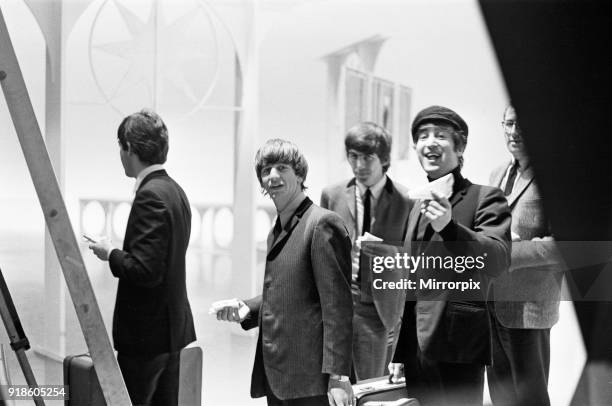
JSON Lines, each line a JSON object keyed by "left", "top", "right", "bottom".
{"left": 427, "top": 166, "right": 464, "bottom": 196}
{"left": 356, "top": 174, "right": 387, "bottom": 201}
{"left": 511, "top": 157, "right": 530, "bottom": 171}
{"left": 277, "top": 192, "right": 307, "bottom": 229}
{"left": 133, "top": 164, "right": 165, "bottom": 193}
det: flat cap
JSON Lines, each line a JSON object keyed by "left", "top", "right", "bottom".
{"left": 411, "top": 105, "right": 468, "bottom": 140}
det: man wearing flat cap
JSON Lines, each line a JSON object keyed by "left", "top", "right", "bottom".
{"left": 389, "top": 106, "right": 511, "bottom": 405}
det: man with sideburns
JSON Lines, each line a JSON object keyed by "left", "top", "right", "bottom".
{"left": 320, "top": 122, "right": 412, "bottom": 381}
{"left": 89, "top": 109, "right": 195, "bottom": 406}
{"left": 214, "top": 139, "right": 354, "bottom": 406}
{"left": 390, "top": 106, "right": 511, "bottom": 406}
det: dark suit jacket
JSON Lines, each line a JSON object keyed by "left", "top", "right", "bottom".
{"left": 241, "top": 199, "right": 353, "bottom": 400}
{"left": 395, "top": 173, "right": 511, "bottom": 365}
{"left": 490, "top": 162, "right": 564, "bottom": 329}
{"left": 320, "top": 177, "right": 413, "bottom": 330}
{"left": 109, "top": 170, "right": 196, "bottom": 355}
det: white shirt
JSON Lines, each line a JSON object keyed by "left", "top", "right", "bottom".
{"left": 501, "top": 159, "right": 529, "bottom": 193}
{"left": 133, "top": 164, "right": 165, "bottom": 194}
{"left": 276, "top": 192, "right": 307, "bottom": 231}
{"left": 351, "top": 174, "right": 387, "bottom": 279}
{"left": 355, "top": 174, "right": 387, "bottom": 236}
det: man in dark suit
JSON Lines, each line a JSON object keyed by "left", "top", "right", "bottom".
{"left": 320, "top": 122, "right": 412, "bottom": 381}
{"left": 390, "top": 106, "right": 511, "bottom": 406}
{"left": 487, "top": 105, "right": 564, "bottom": 406}
{"left": 89, "top": 109, "right": 195, "bottom": 406}
{"left": 215, "top": 139, "right": 354, "bottom": 406}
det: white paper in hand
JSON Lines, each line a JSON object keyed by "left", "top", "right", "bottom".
{"left": 360, "top": 232, "right": 383, "bottom": 242}
{"left": 408, "top": 173, "right": 454, "bottom": 200}
{"left": 355, "top": 232, "right": 383, "bottom": 250}
{"left": 208, "top": 298, "right": 249, "bottom": 319}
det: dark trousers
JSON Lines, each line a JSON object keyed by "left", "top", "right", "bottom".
{"left": 264, "top": 372, "right": 328, "bottom": 406}
{"left": 352, "top": 290, "right": 393, "bottom": 381}
{"left": 117, "top": 351, "right": 180, "bottom": 406}
{"left": 406, "top": 350, "right": 484, "bottom": 406}
{"left": 487, "top": 304, "right": 551, "bottom": 406}
{"left": 396, "top": 302, "right": 484, "bottom": 406}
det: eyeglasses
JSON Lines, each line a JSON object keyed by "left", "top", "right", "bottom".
{"left": 347, "top": 152, "right": 377, "bottom": 163}
{"left": 501, "top": 120, "right": 519, "bottom": 132}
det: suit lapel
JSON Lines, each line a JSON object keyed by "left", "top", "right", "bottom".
{"left": 491, "top": 163, "right": 509, "bottom": 188}
{"left": 266, "top": 222, "right": 276, "bottom": 252}
{"left": 267, "top": 198, "right": 313, "bottom": 261}
{"left": 406, "top": 203, "right": 433, "bottom": 258}
{"left": 344, "top": 181, "right": 356, "bottom": 222}
{"left": 270, "top": 220, "right": 291, "bottom": 252}
{"left": 449, "top": 180, "right": 469, "bottom": 207}
{"left": 373, "top": 180, "right": 392, "bottom": 231}
{"left": 506, "top": 167, "right": 534, "bottom": 207}
{"left": 405, "top": 203, "right": 422, "bottom": 246}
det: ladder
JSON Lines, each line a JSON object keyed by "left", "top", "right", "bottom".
{"left": 0, "top": 6, "right": 131, "bottom": 405}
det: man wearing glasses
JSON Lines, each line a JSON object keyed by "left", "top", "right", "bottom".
{"left": 321, "top": 122, "right": 412, "bottom": 381}
{"left": 487, "top": 105, "right": 563, "bottom": 406}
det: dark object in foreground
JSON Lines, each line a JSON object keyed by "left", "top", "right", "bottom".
{"left": 63, "top": 354, "right": 105, "bottom": 406}
{"left": 353, "top": 376, "right": 420, "bottom": 405}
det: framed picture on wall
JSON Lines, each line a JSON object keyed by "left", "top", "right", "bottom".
{"left": 397, "top": 85, "right": 412, "bottom": 160}
{"left": 342, "top": 66, "right": 412, "bottom": 161}
{"left": 344, "top": 68, "right": 368, "bottom": 132}
{"left": 372, "top": 77, "right": 394, "bottom": 131}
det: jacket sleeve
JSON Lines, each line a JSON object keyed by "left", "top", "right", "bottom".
{"left": 439, "top": 186, "right": 512, "bottom": 277}
{"left": 320, "top": 189, "right": 330, "bottom": 209}
{"left": 310, "top": 213, "right": 353, "bottom": 376}
{"left": 489, "top": 166, "right": 502, "bottom": 187}
{"left": 240, "top": 295, "right": 262, "bottom": 331}
{"left": 510, "top": 238, "right": 566, "bottom": 272}
{"left": 109, "top": 189, "right": 169, "bottom": 287}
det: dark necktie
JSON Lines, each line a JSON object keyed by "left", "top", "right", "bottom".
{"left": 362, "top": 188, "right": 371, "bottom": 235}
{"left": 272, "top": 217, "right": 282, "bottom": 242}
{"left": 504, "top": 162, "right": 519, "bottom": 196}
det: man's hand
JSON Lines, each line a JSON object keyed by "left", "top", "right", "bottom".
{"left": 88, "top": 237, "right": 113, "bottom": 261}
{"left": 422, "top": 190, "right": 452, "bottom": 232}
{"left": 388, "top": 362, "right": 404, "bottom": 383}
{"left": 209, "top": 298, "right": 249, "bottom": 322}
{"left": 327, "top": 375, "right": 354, "bottom": 406}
